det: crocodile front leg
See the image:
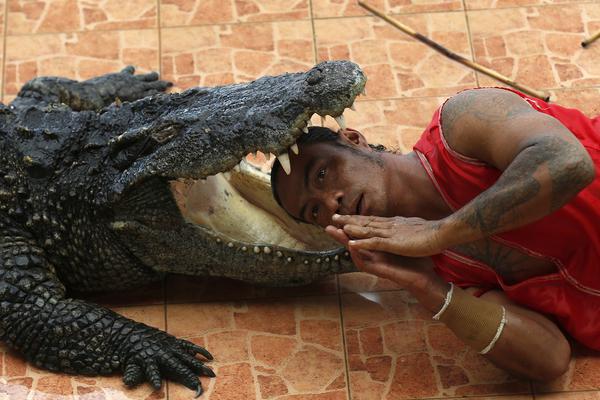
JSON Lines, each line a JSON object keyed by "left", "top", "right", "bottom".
{"left": 0, "top": 218, "right": 214, "bottom": 395}
{"left": 10, "top": 66, "right": 172, "bottom": 111}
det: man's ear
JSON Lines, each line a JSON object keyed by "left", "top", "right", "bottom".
{"left": 338, "top": 128, "right": 370, "bottom": 149}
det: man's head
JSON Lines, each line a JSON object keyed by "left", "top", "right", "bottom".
{"left": 271, "top": 126, "right": 392, "bottom": 228}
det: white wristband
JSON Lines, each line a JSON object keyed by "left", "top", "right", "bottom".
{"left": 479, "top": 306, "right": 507, "bottom": 355}
{"left": 432, "top": 282, "right": 454, "bottom": 320}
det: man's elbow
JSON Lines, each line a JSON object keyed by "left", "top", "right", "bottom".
{"left": 533, "top": 337, "right": 572, "bottom": 382}
{"left": 571, "top": 151, "right": 596, "bottom": 189}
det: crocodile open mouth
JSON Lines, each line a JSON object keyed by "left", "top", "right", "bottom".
{"left": 112, "top": 61, "right": 366, "bottom": 283}
{"left": 170, "top": 97, "right": 364, "bottom": 254}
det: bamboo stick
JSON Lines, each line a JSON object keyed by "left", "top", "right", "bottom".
{"left": 581, "top": 30, "right": 600, "bottom": 48}
{"left": 358, "top": 1, "right": 550, "bottom": 102}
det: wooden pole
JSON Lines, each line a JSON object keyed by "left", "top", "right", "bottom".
{"left": 358, "top": 1, "right": 550, "bottom": 102}
{"left": 581, "top": 30, "right": 600, "bottom": 48}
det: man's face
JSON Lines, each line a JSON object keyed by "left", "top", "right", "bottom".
{"left": 274, "top": 130, "right": 389, "bottom": 228}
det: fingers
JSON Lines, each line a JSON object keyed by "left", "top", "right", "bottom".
{"left": 332, "top": 214, "right": 389, "bottom": 227}
{"left": 121, "top": 65, "right": 136, "bottom": 74}
{"left": 325, "top": 225, "right": 350, "bottom": 246}
{"left": 348, "top": 237, "right": 393, "bottom": 253}
{"left": 135, "top": 71, "right": 159, "bottom": 81}
{"left": 343, "top": 224, "right": 390, "bottom": 239}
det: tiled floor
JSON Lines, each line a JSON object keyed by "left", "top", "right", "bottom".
{"left": 0, "top": 0, "right": 599, "bottom": 399}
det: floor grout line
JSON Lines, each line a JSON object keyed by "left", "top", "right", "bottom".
{"left": 157, "top": 0, "right": 163, "bottom": 78}
{"left": 2, "top": 0, "right": 598, "bottom": 39}
{"left": 1, "top": 0, "right": 8, "bottom": 103}
{"left": 336, "top": 274, "right": 353, "bottom": 400}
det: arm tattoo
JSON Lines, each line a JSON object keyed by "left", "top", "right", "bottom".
{"left": 456, "top": 135, "right": 593, "bottom": 236}
{"left": 452, "top": 238, "right": 557, "bottom": 284}
{"left": 441, "top": 89, "right": 595, "bottom": 238}
{"left": 441, "top": 89, "right": 534, "bottom": 141}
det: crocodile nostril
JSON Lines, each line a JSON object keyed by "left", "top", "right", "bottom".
{"left": 306, "top": 69, "right": 323, "bottom": 85}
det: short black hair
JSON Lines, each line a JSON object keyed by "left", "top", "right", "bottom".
{"left": 269, "top": 127, "right": 387, "bottom": 221}
{"left": 270, "top": 126, "right": 343, "bottom": 218}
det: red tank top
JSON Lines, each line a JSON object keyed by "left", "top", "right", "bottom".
{"left": 413, "top": 87, "right": 600, "bottom": 350}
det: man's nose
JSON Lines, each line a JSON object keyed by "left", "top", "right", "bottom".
{"left": 320, "top": 191, "right": 343, "bottom": 225}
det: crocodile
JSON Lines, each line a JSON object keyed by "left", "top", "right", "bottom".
{"left": 0, "top": 62, "right": 365, "bottom": 395}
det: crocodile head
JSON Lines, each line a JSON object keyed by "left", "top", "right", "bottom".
{"left": 108, "top": 61, "right": 366, "bottom": 285}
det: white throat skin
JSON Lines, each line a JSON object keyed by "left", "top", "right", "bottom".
{"left": 170, "top": 159, "right": 339, "bottom": 251}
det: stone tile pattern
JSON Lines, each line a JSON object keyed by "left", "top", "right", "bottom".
{"left": 469, "top": 4, "right": 600, "bottom": 90}
{"left": 166, "top": 296, "right": 347, "bottom": 399}
{"left": 7, "top": 0, "right": 157, "bottom": 34}
{"left": 342, "top": 291, "right": 531, "bottom": 399}
{"left": 160, "top": 0, "right": 310, "bottom": 26}
{"left": 160, "top": 21, "right": 314, "bottom": 90}
{"left": 0, "top": 0, "right": 600, "bottom": 399}
{"left": 315, "top": 14, "right": 477, "bottom": 99}
{"left": 4, "top": 29, "right": 159, "bottom": 102}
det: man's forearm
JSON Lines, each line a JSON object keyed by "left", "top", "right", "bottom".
{"left": 438, "top": 135, "right": 595, "bottom": 247}
{"left": 410, "top": 276, "right": 570, "bottom": 381}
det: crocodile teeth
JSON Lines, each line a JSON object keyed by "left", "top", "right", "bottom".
{"left": 223, "top": 171, "right": 231, "bottom": 179}
{"left": 233, "top": 164, "right": 241, "bottom": 172}
{"left": 361, "top": 87, "right": 367, "bottom": 96}
{"left": 290, "top": 143, "right": 299, "bottom": 155}
{"left": 335, "top": 115, "right": 346, "bottom": 130}
{"left": 302, "top": 126, "right": 308, "bottom": 133}
{"left": 277, "top": 152, "right": 292, "bottom": 175}
{"left": 307, "top": 119, "right": 313, "bottom": 127}
{"left": 349, "top": 104, "right": 356, "bottom": 111}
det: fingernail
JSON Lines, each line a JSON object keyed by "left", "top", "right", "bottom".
{"left": 348, "top": 240, "right": 356, "bottom": 245}
{"left": 332, "top": 214, "right": 340, "bottom": 219}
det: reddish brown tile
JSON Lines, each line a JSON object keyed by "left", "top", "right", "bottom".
{"left": 342, "top": 291, "right": 532, "bottom": 398}
{"left": 535, "top": 343, "right": 600, "bottom": 393}
{"left": 315, "top": 13, "right": 476, "bottom": 99}
{"left": 166, "top": 296, "right": 347, "bottom": 399}
{"left": 466, "top": 0, "right": 593, "bottom": 10}
{"left": 549, "top": 88, "right": 600, "bottom": 118}
{"left": 469, "top": 4, "right": 600, "bottom": 90}
{"left": 160, "top": 0, "right": 309, "bottom": 27}
{"left": 312, "top": 0, "right": 462, "bottom": 18}
{"left": 4, "top": 30, "right": 159, "bottom": 102}
{"left": 7, "top": 0, "right": 156, "bottom": 34}
{"left": 536, "top": 392, "right": 600, "bottom": 400}
{"left": 160, "top": 21, "right": 314, "bottom": 91}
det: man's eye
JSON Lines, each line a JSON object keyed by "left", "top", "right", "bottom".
{"left": 317, "top": 168, "right": 326, "bottom": 181}
{"left": 311, "top": 205, "right": 319, "bottom": 220}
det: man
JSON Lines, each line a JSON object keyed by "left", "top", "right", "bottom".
{"left": 270, "top": 87, "right": 600, "bottom": 382}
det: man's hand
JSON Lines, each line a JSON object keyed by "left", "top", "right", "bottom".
{"left": 325, "top": 224, "right": 438, "bottom": 292}
{"left": 331, "top": 214, "right": 447, "bottom": 257}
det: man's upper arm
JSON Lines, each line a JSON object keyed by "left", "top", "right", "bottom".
{"left": 440, "top": 88, "right": 581, "bottom": 170}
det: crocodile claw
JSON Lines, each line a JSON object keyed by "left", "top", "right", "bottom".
{"left": 195, "top": 384, "right": 204, "bottom": 398}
